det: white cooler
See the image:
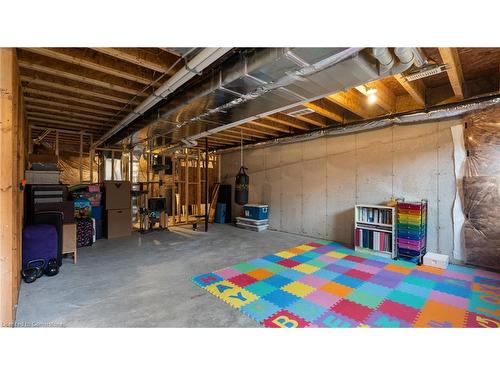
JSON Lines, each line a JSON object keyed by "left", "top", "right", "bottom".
{"left": 423, "top": 252, "right": 449, "bottom": 269}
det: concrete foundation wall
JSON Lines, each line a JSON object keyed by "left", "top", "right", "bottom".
{"left": 220, "top": 118, "right": 461, "bottom": 258}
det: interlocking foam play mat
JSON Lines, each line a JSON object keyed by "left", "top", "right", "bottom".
{"left": 192, "top": 241, "right": 500, "bottom": 328}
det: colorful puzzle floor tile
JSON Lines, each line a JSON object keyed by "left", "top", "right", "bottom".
{"left": 192, "top": 241, "right": 500, "bottom": 328}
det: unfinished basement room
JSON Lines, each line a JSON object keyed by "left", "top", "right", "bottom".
{"left": 1, "top": 45, "right": 499, "bottom": 331}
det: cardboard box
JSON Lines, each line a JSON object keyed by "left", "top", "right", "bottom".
{"left": 106, "top": 208, "right": 132, "bottom": 239}
{"left": 62, "top": 223, "right": 77, "bottom": 253}
{"left": 104, "top": 181, "right": 131, "bottom": 209}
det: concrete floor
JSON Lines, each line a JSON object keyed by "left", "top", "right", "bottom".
{"left": 15, "top": 224, "right": 316, "bottom": 327}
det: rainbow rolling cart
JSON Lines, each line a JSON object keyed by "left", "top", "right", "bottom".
{"left": 395, "top": 199, "right": 427, "bottom": 265}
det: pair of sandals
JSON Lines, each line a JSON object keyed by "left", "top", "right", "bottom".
{"left": 22, "top": 258, "right": 59, "bottom": 283}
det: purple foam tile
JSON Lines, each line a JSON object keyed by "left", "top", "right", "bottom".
{"left": 363, "top": 259, "right": 388, "bottom": 268}
{"left": 411, "top": 270, "right": 444, "bottom": 283}
{"left": 214, "top": 267, "right": 242, "bottom": 279}
{"left": 377, "top": 269, "right": 405, "bottom": 281}
{"left": 299, "top": 274, "right": 330, "bottom": 288}
{"left": 313, "top": 245, "right": 336, "bottom": 255}
{"left": 317, "top": 254, "right": 338, "bottom": 264}
{"left": 324, "top": 263, "right": 350, "bottom": 274}
{"left": 353, "top": 263, "right": 381, "bottom": 275}
{"left": 443, "top": 270, "right": 474, "bottom": 282}
{"left": 304, "top": 290, "right": 342, "bottom": 309}
{"left": 474, "top": 268, "right": 500, "bottom": 280}
{"left": 429, "top": 290, "right": 469, "bottom": 309}
{"left": 369, "top": 274, "right": 402, "bottom": 288}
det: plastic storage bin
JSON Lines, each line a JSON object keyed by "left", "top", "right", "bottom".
{"left": 243, "top": 204, "right": 268, "bottom": 220}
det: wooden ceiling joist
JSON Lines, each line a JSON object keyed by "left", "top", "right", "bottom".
{"left": 239, "top": 124, "right": 281, "bottom": 137}
{"left": 24, "top": 97, "right": 119, "bottom": 117}
{"left": 248, "top": 119, "right": 292, "bottom": 134}
{"left": 18, "top": 60, "right": 148, "bottom": 97}
{"left": 216, "top": 132, "right": 255, "bottom": 142}
{"left": 303, "top": 100, "right": 343, "bottom": 123}
{"left": 355, "top": 81, "right": 396, "bottom": 113}
{"left": 438, "top": 48, "right": 465, "bottom": 99}
{"left": 20, "top": 76, "right": 137, "bottom": 106}
{"left": 25, "top": 104, "right": 114, "bottom": 122}
{"left": 22, "top": 87, "right": 123, "bottom": 112}
{"left": 223, "top": 128, "right": 268, "bottom": 139}
{"left": 21, "top": 48, "right": 157, "bottom": 86}
{"left": 267, "top": 113, "right": 311, "bottom": 131}
{"left": 26, "top": 112, "right": 105, "bottom": 127}
{"left": 327, "top": 89, "right": 381, "bottom": 119}
{"left": 28, "top": 117, "right": 107, "bottom": 132}
{"left": 91, "top": 48, "right": 178, "bottom": 74}
{"left": 394, "top": 74, "right": 426, "bottom": 107}
{"left": 295, "top": 112, "right": 328, "bottom": 128}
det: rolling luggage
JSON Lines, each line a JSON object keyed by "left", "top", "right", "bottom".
{"left": 22, "top": 224, "right": 58, "bottom": 271}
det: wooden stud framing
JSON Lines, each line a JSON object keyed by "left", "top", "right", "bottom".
{"left": 267, "top": 113, "right": 311, "bottom": 131}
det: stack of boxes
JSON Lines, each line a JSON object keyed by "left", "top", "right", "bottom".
{"left": 104, "top": 181, "right": 132, "bottom": 239}
{"left": 236, "top": 204, "right": 269, "bottom": 232}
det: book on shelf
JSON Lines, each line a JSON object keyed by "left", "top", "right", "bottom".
{"left": 355, "top": 228, "right": 392, "bottom": 253}
{"left": 357, "top": 206, "right": 392, "bottom": 225}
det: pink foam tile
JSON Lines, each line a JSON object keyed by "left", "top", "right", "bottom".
{"left": 429, "top": 290, "right": 469, "bottom": 309}
{"left": 353, "top": 263, "right": 381, "bottom": 275}
{"left": 304, "top": 290, "right": 342, "bottom": 309}
{"left": 474, "top": 269, "right": 500, "bottom": 280}
{"left": 317, "top": 254, "right": 338, "bottom": 264}
{"left": 299, "top": 274, "right": 330, "bottom": 288}
{"left": 443, "top": 270, "right": 474, "bottom": 282}
{"left": 214, "top": 267, "right": 242, "bottom": 279}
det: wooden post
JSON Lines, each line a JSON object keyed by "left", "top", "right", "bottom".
{"left": 79, "top": 132, "right": 83, "bottom": 182}
{"left": 184, "top": 149, "right": 189, "bottom": 222}
{"left": 55, "top": 130, "right": 59, "bottom": 157}
{"left": 111, "top": 150, "right": 115, "bottom": 181}
{"left": 197, "top": 148, "right": 201, "bottom": 215}
{"left": 89, "top": 135, "right": 93, "bottom": 183}
{"left": 129, "top": 149, "right": 134, "bottom": 182}
{"left": 205, "top": 138, "right": 209, "bottom": 232}
{"left": 0, "top": 48, "right": 17, "bottom": 326}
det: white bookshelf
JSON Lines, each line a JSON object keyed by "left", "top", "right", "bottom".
{"left": 354, "top": 204, "right": 396, "bottom": 259}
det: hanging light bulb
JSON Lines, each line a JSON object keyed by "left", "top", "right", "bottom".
{"left": 367, "top": 88, "right": 378, "bottom": 104}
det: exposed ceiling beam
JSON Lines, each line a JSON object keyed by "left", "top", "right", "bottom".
{"left": 223, "top": 128, "right": 267, "bottom": 139}
{"left": 27, "top": 117, "right": 109, "bottom": 131}
{"left": 211, "top": 132, "right": 254, "bottom": 142}
{"left": 24, "top": 96, "right": 121, "bottom": 117}
{"left": 18, "top": 60, "right": 148, "bottom": 97}
{"left": 91, "top": 48, "right": 176, "bottom": 74}
{"left": 395, "top": 74, "right": 426, "bottom": 107}
{"left": 26, "top": 104, "right": 113, "bottom": 122}
{"left": 296, "top": 113, "right": 328, "bottom": 128}
{"left": 239, "top": 124, "right": 281, "bottom": 137}
{"left": 438, "top": 48, "right": 465, "bottom": 99}
{"left": 267, "top": 113, "right": 311, "bottom": 131}
{"left": 304, "top": 100, "right": 343, "bottom": 123}
{"left": 248, "top": 119, "right": 293, "bottom": 134}
{"left": 23, "top": 87, "right": 123, "bottom": 112}
{"left": 21, "top": 48, "right": 157, "bottom": 86}
{"left": 327, "top": 89, "right": 382, "bottom": 119}
{"left": 20, "top": 75, "right": 138, "bottom": 106}
{"left": 26, "top": 112, "right": 105, "bottom": 127}
{"left": 355, "top": 81, "right": 396, "bottom": 113}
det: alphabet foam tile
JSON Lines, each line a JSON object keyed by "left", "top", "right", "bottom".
{"left": 192, "top": 241, "right": 500, "bottom": 328}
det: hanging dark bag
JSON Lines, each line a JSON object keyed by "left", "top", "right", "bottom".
{"left": 235, "top": 166, "right": 249, "bottom": 205}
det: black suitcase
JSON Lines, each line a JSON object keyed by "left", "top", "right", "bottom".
{"left": 76, "top": 218, "right": 93, "bottom": 247}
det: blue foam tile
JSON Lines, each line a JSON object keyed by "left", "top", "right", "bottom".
{"left": 262, "top": 254, "right": 285, "bottom": 263}
{"left": 474, "top": 276, "right": 500, "bottom": 288}
{"left": 287, "top": 299, "right": 327, "bottom": 323}
{"left": 334, "top": 259, "right": 359, "bottom": 269}
{"left": 192, "top": 272, "right": 223, "bottom": 288}
{"left": 334, "top": 274, "right": 365, "bottom": 288}
{"left": 312, "top": 268, "right": 341, "bottom": 281}
{"left": 434, "top": 282, "right": 471, "bottom": 298}
{"left": 396, "top": 282, "right": 433, "bottom": 298}
{"left": 240, "top": 299, "right": 281, "bottom": 323}
{"left": 262, "top": 289, "right": 299, "bottom": 308}
{"left": 247, "top": 258, "right": 275, "bottom": 268}
{"left": 264, "top": 275, "right": 294, "bottom": 288}
{"left": 289, "top": 255, "right": 311, "bottom": 264}
{"left": 279, "top": 268, "right": 305, "bottom": 281}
